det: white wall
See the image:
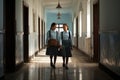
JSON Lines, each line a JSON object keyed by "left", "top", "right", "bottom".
{"left": 15, "top": 0, "right": 24, "bottom": 64}
{"left": 23, "top": 0, "right": 43, "bottom": 56}
{"left": 15, "top": 0, "right": 44, "bottom": 63}
{"left": 100, "top": 0, "right": 120, "bottom": 76}
{"left": 73, "top": 0, "right": 93, "bottom": 57}
{"left": 100, "top": 0, "right": 120, "bottom": 31}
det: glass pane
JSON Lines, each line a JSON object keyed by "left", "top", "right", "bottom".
{"left": 59, "top": 28, "right": 63, "bottom": 32}
{"left": 59, "top": 24, "right": 63, "bottom": 27}
{"left": 56, "top": 24, "right": 63, "bottom": 33}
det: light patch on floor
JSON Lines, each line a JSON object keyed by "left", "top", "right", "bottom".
{"left": 30, "top": 56, "right": 72, "bottom": 63}
{"left": 30, "top": 49, "right": 72, "bottom": 63}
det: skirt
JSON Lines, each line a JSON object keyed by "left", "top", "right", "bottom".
{"left": 62, "top": 40, "right": 72, "bottom": 57}
{"left": 46, "top": 46, "right": 58, "bottom": 56}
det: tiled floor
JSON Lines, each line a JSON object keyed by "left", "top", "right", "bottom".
{"left": 4, "top": 48, "right": 114, "bottom": 80}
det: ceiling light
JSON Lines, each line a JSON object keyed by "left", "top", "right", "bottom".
{"left": 56, "top": 0, "right": 62, "bottom": 8}
{"left": 57, "top": 16, "right": 61, "bottom": 19}
{"left": 57, "top": 12, "right": 61, "bottom": 16}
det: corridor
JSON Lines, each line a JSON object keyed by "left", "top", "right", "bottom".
{"left": 0, "top": 0, "right": 120, "bottom": 80}
{"left": 4, "top": 48, "right": 114, "bottom": 80}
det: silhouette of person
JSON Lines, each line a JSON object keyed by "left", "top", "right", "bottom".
{"left": 60, "top": 23, "right": 72, "bottom": 70}
{"left": 46, "top": 22, "right": 60, "bottom": 69}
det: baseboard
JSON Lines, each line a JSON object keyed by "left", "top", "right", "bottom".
{"left": 35, "top": 50, "right": 40, "bottom": 55}
{"left": 16, "top": 62, "right": 24, "bottom": 71}
{"left": 77, "top": 48, "right": 93, "bottom": 61}
{"left": 99, "top": 63, "right": 120, "bottom": 80}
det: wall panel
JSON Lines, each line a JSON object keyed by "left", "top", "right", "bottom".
{"left": 100, "top": 32, "right": 120, "bottom": 76}
{"left": 0, "top": 0, "right": 4, "bottom": 77}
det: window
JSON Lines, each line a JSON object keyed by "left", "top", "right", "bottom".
{"left": 73, "top": 18, "right": 76, "bottom": 37}
{"left": 56, "top": 23, "right": 63, "bottom": 33}
{"left": 79, "top": 11, "right": 82, "bottom": 37}
{"left": 33, "top": 12, "right": 36, "bottom": 32}
{"left": 87, "top": 0, "right": 91, "bottom": 37}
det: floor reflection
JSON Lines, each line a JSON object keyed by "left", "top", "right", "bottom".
{"left": 4, "top": 64, "right": 114, "bottom": 80}
{"left": 4, "top": 48, "right": 114, "bottom": 80}
{"left": 50, "top": 68, "right": 56, "bottom": 80}
{"left": 23, "top": 63, "right": 113, "bottom": 80}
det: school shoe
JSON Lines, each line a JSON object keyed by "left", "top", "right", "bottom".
{"left": 51, "top": 63, "right": 56, "bottom": 69}
{"left": 52, "top": 65, "right": 56, "bottom": 69}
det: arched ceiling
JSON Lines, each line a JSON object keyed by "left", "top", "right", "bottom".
{"left": 41, "top": 0, "right": 98, "bottom": 14}
{"left": 41, "top": 0, "right": 76, "bottom": 14}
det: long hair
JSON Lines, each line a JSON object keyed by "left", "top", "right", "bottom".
{"left": 63, "top": 23, "right": 69, "bottom": 30}
{"left": 50, "top": 22, "right": 56, "bottom": 29}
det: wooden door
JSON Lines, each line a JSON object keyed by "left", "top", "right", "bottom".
{"left": 93, "top": 1, "right": 100, "bottom": 62}
{"left": 38, "top": 17, "right": 40, "bottom": 50}
{"left": 76, "top": 17, "right": 79, "bottom": 48}
{"left": 5, "top": 0, "right": 16, "bottom": 72}
{"left": 23, "top": 5, "right": 29, "bottom": 62}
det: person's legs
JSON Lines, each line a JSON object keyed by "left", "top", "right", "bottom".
{"left": 50, "top": 55, "right": 56, "bottom": 69}
{"left": 53, "top": 55, "right": 57, "bottom": 68}
{"left": 62, "top": 57, "right": 69, "bottom": 69}
{"left": 51, "top": 55, "right": 57, "bottom": 69}
{"left": 50, "top": 55, "right": 53, "bottom": 67}
{"left": 65, "top": 57, "right": 69, "bottom": 69}
{"left": 54, "top": 56, "right": 57, "bottom": 64}
{"left": 66, "top": 57, "right": 69, "bottom": 65}
{"left": 62, "top": 56, "right": 65, "bottom": 67}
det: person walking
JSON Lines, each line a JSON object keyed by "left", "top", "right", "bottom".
{"left": 60, "top": 23, "right": 72, "bottom": 69}
{"left": 46, "top": 22, "right": 60, "bottom": 69}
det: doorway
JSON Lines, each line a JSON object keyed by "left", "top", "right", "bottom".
{"left": 23, "top": 4, "right": 29, "bottom": 62}
{"left": 5, "top": 0, "right": 16, "bottom": 72}
{"left": 93, "top": 1, "right": 100, "bottom": 62}
{"left": 76, "top": 17, "right": 79, "bottom": 48}
{"left": 38, "top": 17, "right": 40, "bottom": 50}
